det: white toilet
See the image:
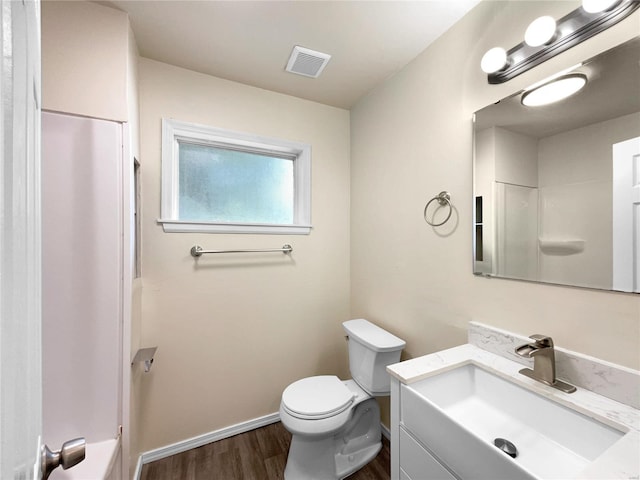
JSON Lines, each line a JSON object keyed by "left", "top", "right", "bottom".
{"left": 279, "top": 318, "right": 405, "bottom": 480}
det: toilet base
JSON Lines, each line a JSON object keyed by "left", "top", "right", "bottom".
{"left": 283, "top": 398, "right": 381, "bottom": 480}
{"left": 335, "top": 440, "right": 381, "bottom": 479}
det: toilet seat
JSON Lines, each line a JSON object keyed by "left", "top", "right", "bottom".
{"left": 282, "top": 376, "right": 355, "bottom": 420}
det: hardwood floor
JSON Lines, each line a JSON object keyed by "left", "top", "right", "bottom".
{"left": 140, "top": 421, "right": 390, "bottom": 480}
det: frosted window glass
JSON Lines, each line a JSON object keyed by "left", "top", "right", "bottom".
{"left": 178, "top": 142, "right": 294, "bottom": 224}
{"left": 160, "top": 118, "right": 311, "bottom": 234}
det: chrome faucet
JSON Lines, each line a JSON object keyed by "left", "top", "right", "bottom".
{"left": 515, "top": 335, "right": 576, "bottom": 393}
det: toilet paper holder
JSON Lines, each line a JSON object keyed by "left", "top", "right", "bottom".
{"left": 132, "top": 347, "right": 157, "bottom": 372}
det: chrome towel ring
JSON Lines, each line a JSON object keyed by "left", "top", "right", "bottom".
{"left": 424, "top": 191, "right": 453, "bottom": 226}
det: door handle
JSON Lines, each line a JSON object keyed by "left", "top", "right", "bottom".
{"left": 41, "top": 437, "right": 85, "bottom": 480}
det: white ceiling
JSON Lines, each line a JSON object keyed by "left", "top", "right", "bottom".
{"left": 102, "top": 0, "right": 481, "bottom": 109}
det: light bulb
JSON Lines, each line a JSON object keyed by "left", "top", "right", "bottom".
{"left": 582, "top": 0, "right": 621, "bottom": 13}
{"left": 524, "top": 16, "right": 557, "bottom": 47}
{"left": 521, "top": 74, "right": 587, "bottom": 107}
{"left": 481, "top": 47, "right": 508, "bottom": 74}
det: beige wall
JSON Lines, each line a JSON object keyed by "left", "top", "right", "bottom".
{"left": 494, "top": 127, "right": 538, "bottom": 188}
{"left": 351, "top": 0, "right": 640, "bottom": 425}
{"left": 41, "top": 1, "right": 129, "bottom": 121}
{"left": 137, "top": 58, "right": 351, "bottom": 451}
{"left": 539, "top": 112, "right": 640, "bottom": 188}
{"left": 537, "top": 112, "right": 640, "bottom": 288}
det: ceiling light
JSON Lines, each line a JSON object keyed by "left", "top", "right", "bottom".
{"left": 481, "top": 47, "right": 508, "bottom": 74}
{"left": 582, "top": 0, "right": 621, "bottom": 13}
{"left": 521, "top": 74, "right": 587, "bottom": 107}
{"left": 525, "top": 63, "right": 583, "bottom": 91}
{"left": 524, "top": 16, "right": 557, "bottom": 47}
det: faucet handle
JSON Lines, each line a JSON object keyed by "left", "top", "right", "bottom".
{"left": 529, "top": 334, "right": 553, "bottom": 347}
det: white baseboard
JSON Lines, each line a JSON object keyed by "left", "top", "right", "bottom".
{"left": 135, "top": 412, "right": 280, "bottom": 478}
{"left": 134, "top": 413, "right": 391, "bottom": 479}
{"left": 381, "top": 423, "right": 391, "bottom": 441}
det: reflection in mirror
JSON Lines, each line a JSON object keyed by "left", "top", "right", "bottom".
{"left": 473, "top": 37, "right": 640, "bottom": 293}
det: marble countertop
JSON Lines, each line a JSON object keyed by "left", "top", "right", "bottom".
{"left": 387, "top": 343, "right": 640, "bottom": 480}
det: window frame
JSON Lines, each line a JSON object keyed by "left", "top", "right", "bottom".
{"left": 158, "top": 118, "right": 312, "bottom": 234}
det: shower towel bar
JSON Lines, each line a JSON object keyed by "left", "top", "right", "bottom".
{"left": 191, "top": 244, "right": 293, "bottom": 257}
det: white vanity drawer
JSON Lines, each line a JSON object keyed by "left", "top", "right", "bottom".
{"left": 399, "top": 427, "right": 457, "bottom": 480}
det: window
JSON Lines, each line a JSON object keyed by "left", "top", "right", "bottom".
{"left": 159, "top": 119, "right": 311, "bottom": 234}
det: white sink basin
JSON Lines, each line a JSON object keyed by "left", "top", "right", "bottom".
{"left": 403, "top": 363, "right": 626, "bottom": 479}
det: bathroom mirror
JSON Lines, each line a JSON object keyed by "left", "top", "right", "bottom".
{"left": 473, "top": 36, "right": 640, "bottom": 293}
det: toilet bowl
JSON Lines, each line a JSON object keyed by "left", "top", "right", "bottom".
{"left": 280, "top": 319, "right": 405, "bottom": 480}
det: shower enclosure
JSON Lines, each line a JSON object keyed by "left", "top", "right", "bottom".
{"left": 41, "top": 111, "right": 133, "bottom": 480}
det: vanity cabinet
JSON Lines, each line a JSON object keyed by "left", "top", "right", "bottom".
{"left": 399, "top": 427, "right": 457, "bottom": 480}
{"left": 391, "top": 378, "right": 460, "bottom": 480}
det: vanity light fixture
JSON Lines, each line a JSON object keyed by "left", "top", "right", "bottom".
{"left": 582, "top": 0, "right": 622, "bottom": 13}
{"left": 480, "top": 47, "right": 508, "bottom": 74}
{"left": 521, "top": 73, "right": 587, "bottom": 107}
{"left": 482, "top": 0, "right": 639, "bottom": 84}
{"left": 524, "top": 16, "right": 557, "bottom": 47}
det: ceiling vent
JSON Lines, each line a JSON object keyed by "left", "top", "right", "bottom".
{"left": 286, "top": 46, "right": 331, "bottom": 78}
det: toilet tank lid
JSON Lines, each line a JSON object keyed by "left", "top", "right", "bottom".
{"left": 343, "top": 319, "right": 405, "bottom": 352}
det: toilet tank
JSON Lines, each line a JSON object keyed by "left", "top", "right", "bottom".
{"left": 343, "top": 319, "right": 405, "bottom": 395}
